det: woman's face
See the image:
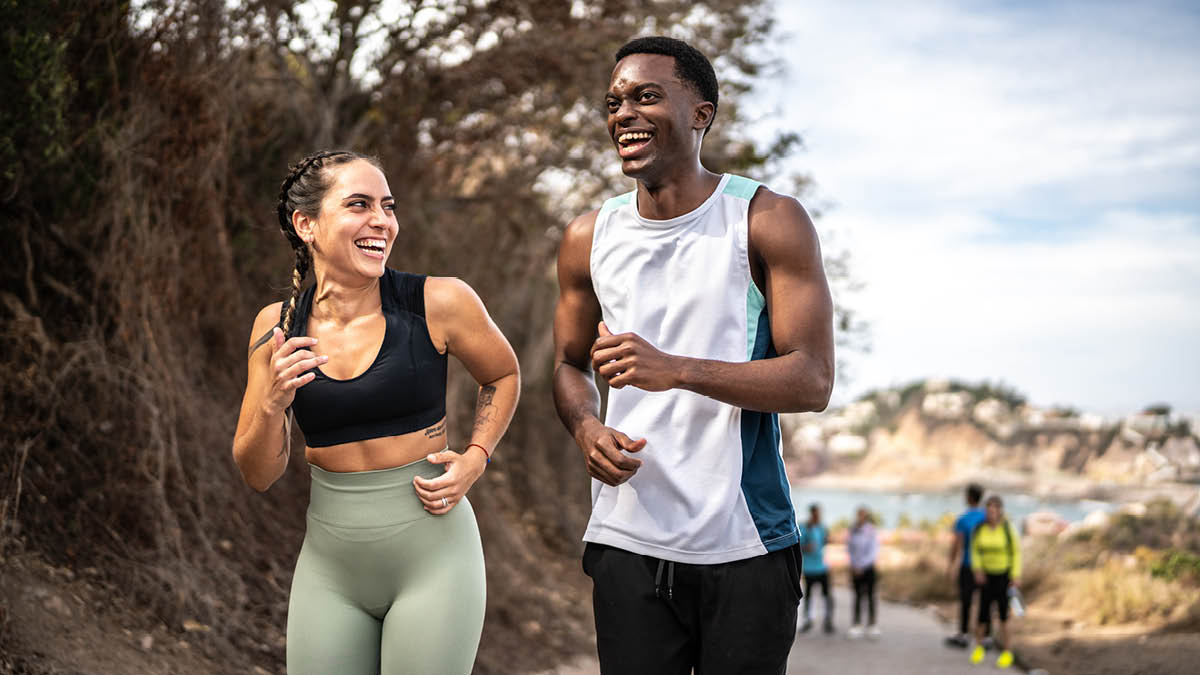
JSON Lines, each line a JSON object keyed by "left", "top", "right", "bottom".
{"left": 986, "top": 501, "right": 1003, "bottom": 523}
{"left": 300, "top": 160, "right": 398, "bottom": 280}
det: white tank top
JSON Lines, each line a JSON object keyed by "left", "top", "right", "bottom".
{"left": 584, "top": 174, "right": 799, "bottom": 564}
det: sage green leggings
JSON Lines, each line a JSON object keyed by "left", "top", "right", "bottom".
{"left": 286, "top": 459, "right": 485, "bottom": 674}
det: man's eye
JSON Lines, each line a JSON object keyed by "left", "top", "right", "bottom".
{"left": 639, "top": 92, "right": 658, "bottom": 102}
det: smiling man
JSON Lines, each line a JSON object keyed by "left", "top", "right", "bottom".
{"left": 552, "top": 36, "right": 836, "bottom": 674}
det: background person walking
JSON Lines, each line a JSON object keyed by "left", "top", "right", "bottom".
{"left": 969, "top": 495, "right": 1022, "bottom": 669}
{"left": 800, "top": 503, "right": 834, "bottom": 634}
{"left": 847, "top": 506, "right": 880, "bottom": 639}
{"left": 946, "top": 483, "right": 986, "bottom": 648}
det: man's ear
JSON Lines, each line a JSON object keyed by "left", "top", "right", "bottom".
{"left": 693, "top": 101, "right": 715, "bottom": 132}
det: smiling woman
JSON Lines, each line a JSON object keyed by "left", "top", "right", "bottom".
{"left": 230, "top": 150, "right": 520, "bottom": 674}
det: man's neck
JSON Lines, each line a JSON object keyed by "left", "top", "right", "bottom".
{"left": 635, "top": 162, "right": 722, "bottom": 220}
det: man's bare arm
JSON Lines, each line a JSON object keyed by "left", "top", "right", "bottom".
{"left": 553, "top": 211, "right": 645, "bottom": 486}
{"left": 590, "top": 190, "right": 834, "bottom": 413}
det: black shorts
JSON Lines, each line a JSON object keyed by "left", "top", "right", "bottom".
{"left": 978, "top": 572, "right": 1011, "bottom": 624}
{"left": 583, "top": 542, "right": 803, "bottom": 675}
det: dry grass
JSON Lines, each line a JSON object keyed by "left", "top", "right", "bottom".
{"left": 1041, "top": 559, "right": 1199, "bottom": 626}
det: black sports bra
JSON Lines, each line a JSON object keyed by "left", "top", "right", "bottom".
{"left": 288, "top": 269, "right": 447, "bottom": 447}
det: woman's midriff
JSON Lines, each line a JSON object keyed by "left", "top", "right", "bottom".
{"left": 304, "top": 416, "right": 449, "bottom": 472}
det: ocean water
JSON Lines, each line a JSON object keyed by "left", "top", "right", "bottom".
{"left": 791, "top": 485, "right": 1112, "bottom": 528}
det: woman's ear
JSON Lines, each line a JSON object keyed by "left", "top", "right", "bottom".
{"left": 293, "top": 210, "right": 316, "bottom": 244}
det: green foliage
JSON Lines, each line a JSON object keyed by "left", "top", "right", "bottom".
{"left": 0, "top": 0, "right": 77, "bottom": 188}
{"left": 949, "top": 380, "right": 1028, "bottom": 408}
{"left": 1150, "top": 550, "right": 1200, "bottom": 585}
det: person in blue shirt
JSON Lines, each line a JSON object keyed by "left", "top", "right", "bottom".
{"left": 799, "top": 503, "right": 834, "bottom": 634}
{"left": 945, "top": 483, "right": 986, "bottom": 648}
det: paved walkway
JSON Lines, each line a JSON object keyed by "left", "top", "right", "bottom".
{"left": 789, "top": 586, "right": 989, "bottom": 674}
{"left": 542, "top": 587, "right": 1004, "bottom": 675}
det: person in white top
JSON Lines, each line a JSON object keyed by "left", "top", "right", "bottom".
{"left": 553, "top": 36, "right": 835, "bottom": 674}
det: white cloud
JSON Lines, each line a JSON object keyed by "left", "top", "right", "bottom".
{"left": 757, "top": 0, "right": 1200, "bottom": 413}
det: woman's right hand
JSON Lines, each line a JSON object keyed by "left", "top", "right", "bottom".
{"left": 262, "top": 327, "right": 325, "bottom": 415}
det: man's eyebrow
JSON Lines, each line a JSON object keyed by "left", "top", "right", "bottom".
{"left": 607, "top": 81, "right": 667, "bottom": 98}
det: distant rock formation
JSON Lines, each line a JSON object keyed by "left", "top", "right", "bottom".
{"left": 781, "top": 379, "right": 1200, "bottom": 490}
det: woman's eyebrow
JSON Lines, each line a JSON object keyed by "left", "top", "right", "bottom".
{"left": 342, "top": 193, "right": 394, "bottom": 202}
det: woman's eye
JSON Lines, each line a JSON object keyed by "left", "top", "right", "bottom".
{"left": 383, "top": 203, "right": 396, "bottom": 211}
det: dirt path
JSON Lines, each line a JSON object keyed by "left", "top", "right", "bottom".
{"left": 542, "top": 586, "right": 1006, "bottom": 675}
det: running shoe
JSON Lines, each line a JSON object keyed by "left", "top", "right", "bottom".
{"left": 847, "top": 625, "right": 864, "bottom": 639}
{"left": 944, "top": 634, "right": 970, "bottom": 648}
{"left": 969, "top": 645, "right": 985, "bottom": 665}
{"left": 996, "top": 650, "right": 1014, "bottom": 669}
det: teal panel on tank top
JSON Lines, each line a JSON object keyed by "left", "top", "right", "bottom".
{"left": 739, "top": 291, "right": 799, "bottom": 551}
{"left": 723, "top": 174, "right": 762, "bottom": 200}
{"left": 599, "top": 190, "right": 634, "bottom": 217}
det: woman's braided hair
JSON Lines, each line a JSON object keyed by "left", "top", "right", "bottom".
{"left": 274, "top": 149, "right": 381, "bottom": 335}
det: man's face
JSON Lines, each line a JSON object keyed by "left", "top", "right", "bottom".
{"left": 810, "top": 507, "right": 821, "bottom": 523}
{"left": 605, "top": 53, "right": 703, "bottom": 179}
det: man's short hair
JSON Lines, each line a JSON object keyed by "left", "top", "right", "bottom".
{"left": 966, "top": 483, "right": 983, "bottom": 505}
{"left": 615, "top": 36, "right": 718, "bottom": 131}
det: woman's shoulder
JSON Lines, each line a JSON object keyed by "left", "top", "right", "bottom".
{"left": 247, "top": 301, "right": 284, "bottom": 356}
{"left": 423, "top": 276, "right": 483, "bottom": 313}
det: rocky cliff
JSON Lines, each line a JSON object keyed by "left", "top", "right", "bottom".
{"left": 782, "top": 380, "right": 1200, "bottom": 495}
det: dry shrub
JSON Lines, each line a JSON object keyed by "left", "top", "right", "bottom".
{"left": 1051, "top": 560, "right": 1200, "bottom": 626}
{"left": 880, "top": 551, "right": 960, "bottom": 604}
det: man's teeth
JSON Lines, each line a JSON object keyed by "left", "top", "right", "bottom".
{"left": 618, "top": 131, "right": 652, "bottom": 144}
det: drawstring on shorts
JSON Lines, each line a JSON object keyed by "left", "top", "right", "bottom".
{"left": 654, "top": 559, "right": 675, "bottom": 600}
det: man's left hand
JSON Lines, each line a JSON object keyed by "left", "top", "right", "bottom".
{"left": 591, "top": 322, "right": 680, "bottom": 391}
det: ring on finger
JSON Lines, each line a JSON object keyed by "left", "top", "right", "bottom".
{"left": 441, "top": 497, "right": 448, "bottom": 508}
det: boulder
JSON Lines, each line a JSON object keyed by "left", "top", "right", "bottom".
{"left": 1023, "top": 510, "right": 1068, "bottom": 537}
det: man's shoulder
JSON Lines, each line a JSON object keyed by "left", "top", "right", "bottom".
{"left": 564, "top": 208, "right": 601, "bottom": 239}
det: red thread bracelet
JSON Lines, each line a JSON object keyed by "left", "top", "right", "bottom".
{"left": 466, "top": 443, "right": 492, "bottom": 463}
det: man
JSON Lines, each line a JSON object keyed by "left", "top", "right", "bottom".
{"left": 946, "top": 483, "right": 986, "bottom": 648}
{"left": 799, "top": 503, "right": 834, "bottom": 634}
{"left": 552, "top": 36, "right": 835, "bottom": 674}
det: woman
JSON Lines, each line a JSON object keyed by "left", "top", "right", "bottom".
{"left": 847, "top": 505, "right": 880, "bottom": 639}
{"left": 970, "top": 495, "right": 1021, "bottom": 669}
{"left": 232, "top": 150, "right": 520, "bottom": 674}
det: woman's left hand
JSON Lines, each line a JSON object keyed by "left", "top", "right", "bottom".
{"left": 413, "top": 447, "right": 488, "bottom": 515}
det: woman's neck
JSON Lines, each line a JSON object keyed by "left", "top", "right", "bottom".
{"left": 310, "top": 265, "right": 381, "bottom": 325}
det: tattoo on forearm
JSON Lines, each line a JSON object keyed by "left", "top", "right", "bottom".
{"left": 424, "top": 420, "right": 446, "bottom": 439}
{"left": 473, "top": 385, "right": 497, "bottom": 434}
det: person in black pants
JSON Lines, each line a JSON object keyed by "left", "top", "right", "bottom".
{"left": 799, "top": 503, "right": 833, "bottom": 633}
{"left": 945, "top": 483, "right": 986, "bottom": 648}
{"left": 847, "top": 506, "right": 879, "bottom": 638}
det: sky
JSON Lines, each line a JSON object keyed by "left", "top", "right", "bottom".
{"left": 753, "top": 0, "right": 1200, "bottom": 415}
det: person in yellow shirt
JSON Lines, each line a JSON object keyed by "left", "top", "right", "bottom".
{"left": 969, "top": 495, "right": 1020, "bottom": 668}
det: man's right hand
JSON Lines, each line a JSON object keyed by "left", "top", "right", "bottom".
{"left": 575, "top": 417, "right": 646, "bottom": 486}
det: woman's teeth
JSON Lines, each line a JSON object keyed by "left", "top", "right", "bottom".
{"left": 355, "top": 238, "right": 386, "bottom": 253}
